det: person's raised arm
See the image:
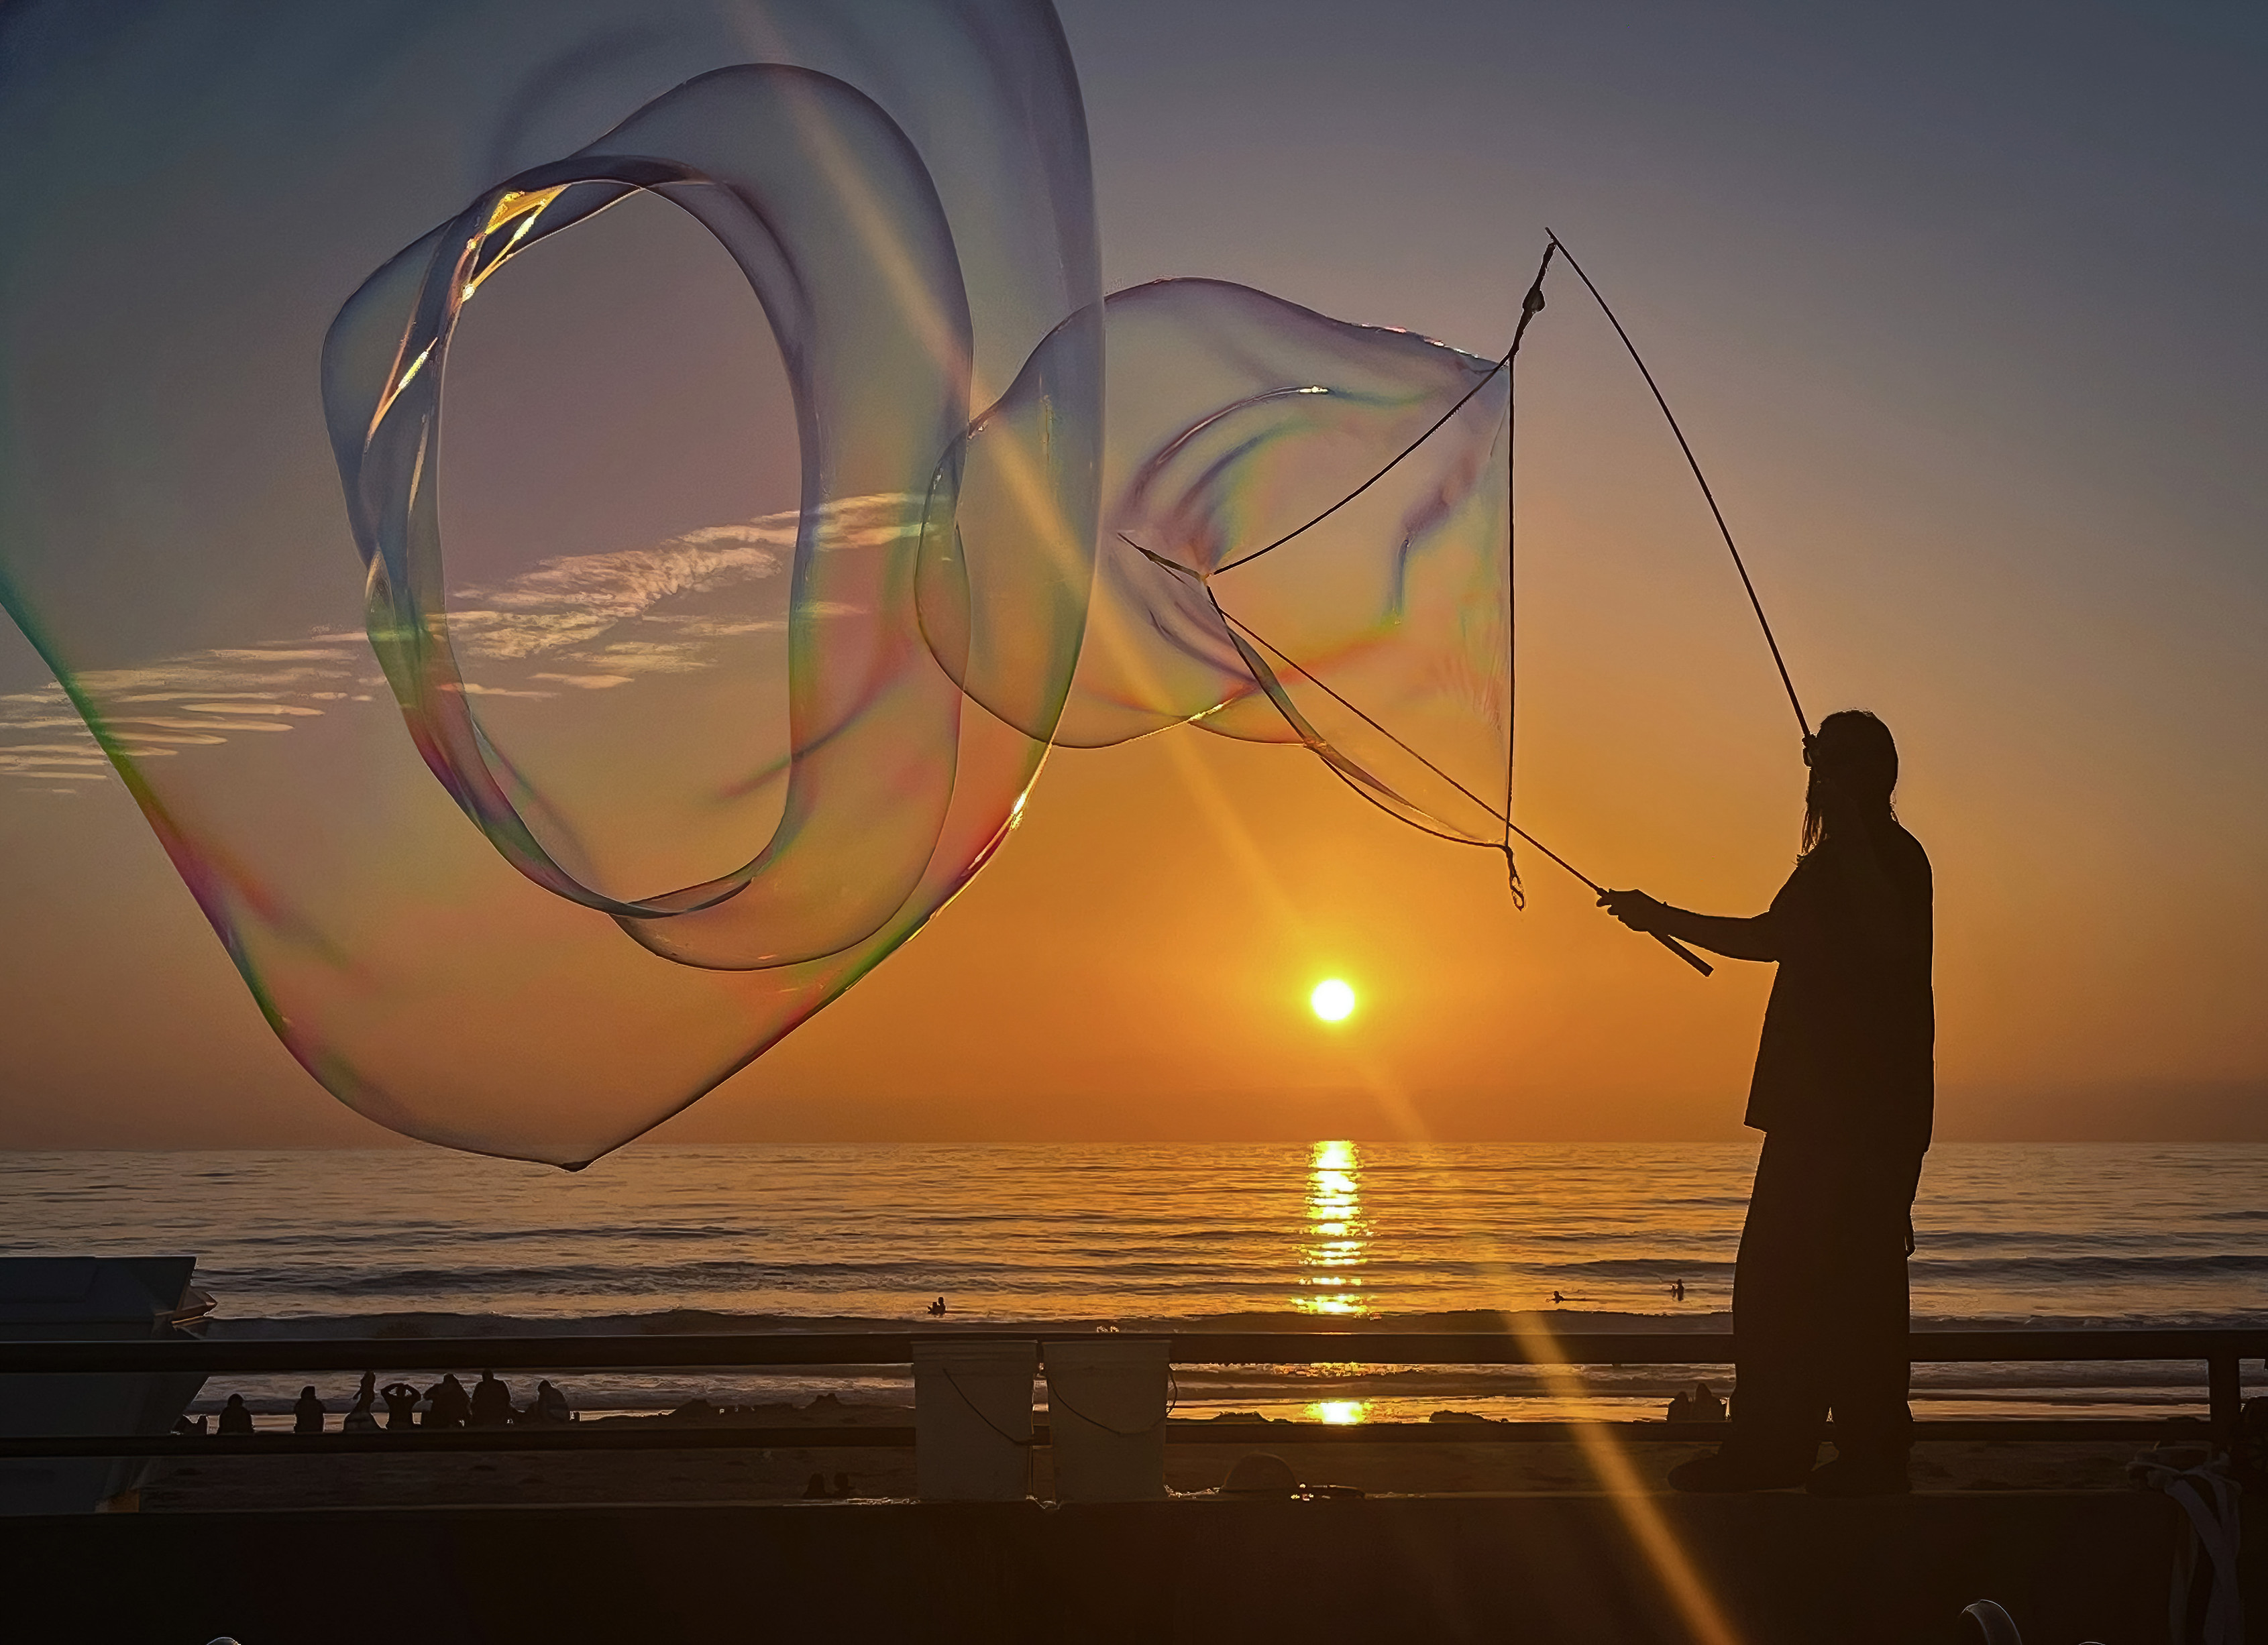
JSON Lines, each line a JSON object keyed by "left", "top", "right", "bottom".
{"left": 1595, "top": 889, "right": 1782, "bottom": 962}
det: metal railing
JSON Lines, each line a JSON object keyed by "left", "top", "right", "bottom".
{"left": 2, "top": 1328, "right": 2258, "bottom": 1459}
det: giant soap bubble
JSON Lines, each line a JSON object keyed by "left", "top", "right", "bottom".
{"left": 0, "top": 0, "right": 1100, "bottom": 1165}
{"left": 1051, "top": 279, "right": 1511, "bottom": 855}
{"left": 0, "top": 1, "right": 1517, "bottom": 1167}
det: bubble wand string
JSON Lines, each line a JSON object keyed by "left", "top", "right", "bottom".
{"left": 1126, "top": 538, "right": 1714, "bottom": 978}
{"left": 1542, "top": 229, "right": 1813, "bottom": 742}
{"left": 1119, "top": 237, "right": 1715, "bottom": 976}
{"left": 1128, "top": 235, "right": 1823, "bottom": 981}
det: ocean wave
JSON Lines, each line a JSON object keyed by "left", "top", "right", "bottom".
{"left": 1911, "top": 1253, "right": 2268, "bottom": 1279}
{"left": 205, "top": 1301, "right": 2268, "bottom": 1341}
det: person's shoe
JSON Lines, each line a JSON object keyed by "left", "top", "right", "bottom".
{"left": 1666, "top": 1451, "right": 1812, "bottom": 1493}
{"left": 1804, "top": 1456, "right": 1910, "bottom": 1497}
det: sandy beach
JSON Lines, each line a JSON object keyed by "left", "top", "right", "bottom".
{"left": 135, "top": 1398, "right": 2163, "bottom": 1512}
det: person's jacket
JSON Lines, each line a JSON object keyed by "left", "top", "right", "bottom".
{"left": 1744, "top": 819, "right": 1934, "bottom": 1153}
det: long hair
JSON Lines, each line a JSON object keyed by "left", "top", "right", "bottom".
{"left": 1801, "top": 709, "right": 1898, "bottom": 854}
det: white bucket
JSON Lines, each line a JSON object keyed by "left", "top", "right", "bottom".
{"left": 1043, "top": 1337, "right": 1170, "bottom": 1503}
{"left": 913, "top": 1339, "right": 1036, "bottom": 1501}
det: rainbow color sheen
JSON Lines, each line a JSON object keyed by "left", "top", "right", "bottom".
{"left": 0, "top": 1, "right": 1510, "bottom": 1167}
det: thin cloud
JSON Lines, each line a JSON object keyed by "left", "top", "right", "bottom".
{"left": 532, "top": 672, "right": 636, "bottom": 689}
{"left": 0, "top": 499, "right": 909, "bottom": 788}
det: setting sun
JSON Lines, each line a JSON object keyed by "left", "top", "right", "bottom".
{"left": 1310, "top": 978, "right": 1356, "bottom": 1022}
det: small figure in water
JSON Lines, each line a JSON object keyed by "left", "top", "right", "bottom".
{"left": 380, "top": 1381, "right": 421, "bottom": 1431}
{"left": 1601, "top": 711, "right": 1931, "bottom": 1499}
{"left": 217, "top": 1393, "right": 254, "bottom": 1434}
{"left": 292, "top": 1385, "right": 326, "bottom": 1434}
{"left": 343, "top": 1371, "right": 380, "bottom": 1433}
{"left": 1550, "top": 1290, "right": 1566, "bottom": 1306}
{"left": 1670, "top": 1279, "right": 1686, "bottom": 1302}
{"left": 926, "top": 1296, "right": 947, "bottom": 1317}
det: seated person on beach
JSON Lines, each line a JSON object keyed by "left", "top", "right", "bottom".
{"left": 529, "top": 1379, "right": 572, "bottom": 1424}
{"left": 292, "top": 1385, "right": 326, "bottom": 1434}
{"left": 423, "top": 1373, "right": 472, "bottom": 1429}
{"left": 380, "top": 1381, "right": 421, "bottom": 1430}
{"left": 343, "top": 1370, "right": 380, "bottom": 1432}
{"left": 1599, "top": 710, "right": 1932, "bottom": 1499}
{"left": 469, "top": 1370, "right": 516, "bottom": 1428}
{"left": 218, "top": 1393, "right": 254, "bottom": 1434}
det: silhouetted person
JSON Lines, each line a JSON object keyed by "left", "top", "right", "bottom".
{"left": 1601, "top": 710, "right": 1931, "bottom": 1498}
{"left": 380, "top": 1381, "right": 421, "bottom": 1431}
{"left": 469, "top": 1371, "right": 516, "bottom": 1428}
{"left": 292, "top": 1386, "right": 326, "bottom": 1434}
{"left": 423, "top": 1374, "right": 472, "bottom": 1430}
{"left": 1670, "top": 1279, "right": 1686, "bottom": 1302}
{"left": 927, "top": 1296, "right": 947, "bottom": 1317}
{"left": 1550, "top": 1290, "right": 1566, "bottom": 1306}
{"left": 217, "top": 1394, "right": 254, "bottom": 1435}
{"left": 343, "top": 1371, "right": 380, "bottom": 1433}
{"left": 531, "top": 1379, "right": 572, "bottom": 1425}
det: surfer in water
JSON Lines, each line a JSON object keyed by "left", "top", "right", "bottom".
{"left": 1601, "top": 710, "right": 1931, "bottom": 1497}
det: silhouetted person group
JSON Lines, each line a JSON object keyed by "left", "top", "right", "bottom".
{"left": 1603, "top": 710, "right": 1931, "bottom": 1497}
{"left": 415, "top": 1371, "right": 572, "bottom": 1428}
{"left": 203, "top": 1373, "right": 575, "bottom": 1433}
{"left": 1666, "top": 1381, "right": 1726, "bottom": 1424}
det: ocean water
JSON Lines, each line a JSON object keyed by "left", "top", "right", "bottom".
{"left": 5, "top": 1142, "right": 2263, "bottom": 1422}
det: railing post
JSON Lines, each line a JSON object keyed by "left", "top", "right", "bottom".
{"left": 2206, "top": 1348, "right": 2240, "bottom": 1451}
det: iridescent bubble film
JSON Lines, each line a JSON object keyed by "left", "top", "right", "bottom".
{"left": 0, "top": 2, "right": 1511, "bottom": 1167}
{"left": 0, "top": 0, "right": 1100, "bottom": 1165}
{"left": 1056, "top": 280, "right": 1511, "bottom": 851}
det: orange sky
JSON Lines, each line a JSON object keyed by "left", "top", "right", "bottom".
{"left": 2, "top": 0, "right": 2263, "bottom": 1149}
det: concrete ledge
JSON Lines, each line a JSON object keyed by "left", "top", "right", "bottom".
{"left": 11, "top": 1491, "right": 2192, "bottom": 1644}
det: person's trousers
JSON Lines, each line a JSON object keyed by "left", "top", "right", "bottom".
{"left": 1727, "top": 1131, "right": 1926, "bottom": 1467}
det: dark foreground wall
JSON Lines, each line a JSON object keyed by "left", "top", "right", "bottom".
{"left": 1, "top": 1491, "right": 2206, "bottom": 1645}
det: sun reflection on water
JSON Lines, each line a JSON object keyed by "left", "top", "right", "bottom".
{"left": 1297, "top": 1139, "right": 1369, "bottom": 1316}
{"left": 1309, "top": 1399, "right": 1370, "bottom": 1425}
